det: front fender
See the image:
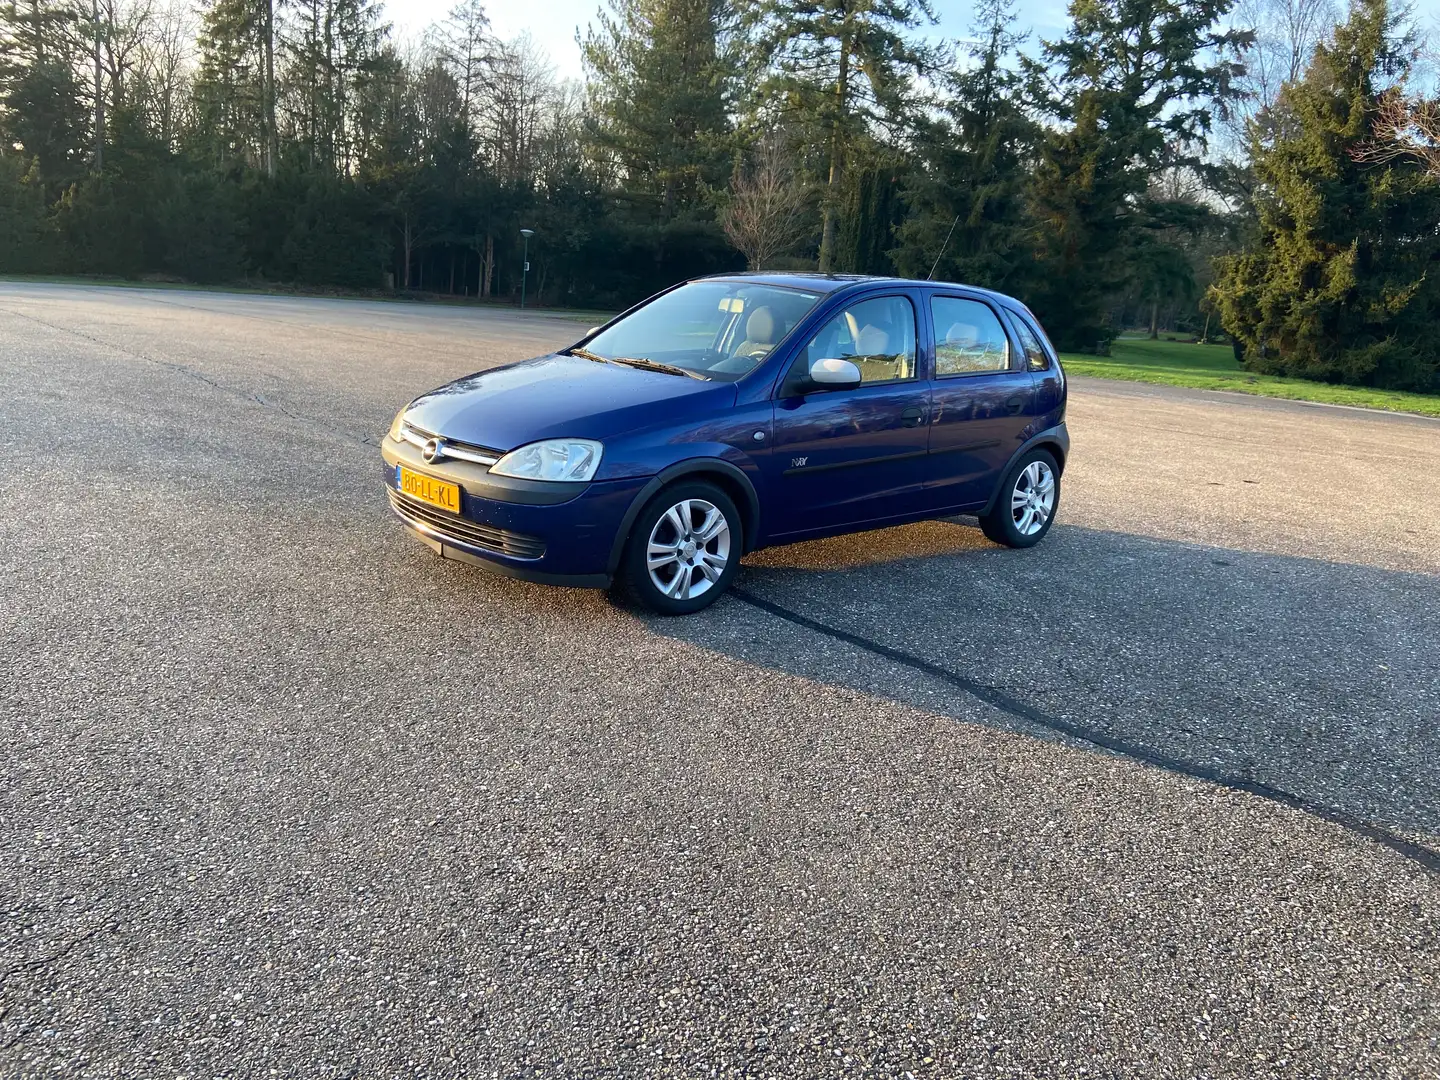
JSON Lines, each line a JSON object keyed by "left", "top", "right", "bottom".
{"left": 605, "top": 454, "right": 764, "bottom": 574}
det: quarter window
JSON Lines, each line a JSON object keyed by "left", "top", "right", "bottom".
{"left": 1010, "top": 312, "right": 1052, "bottom": 371}
{"left": 931, "top": 297, "right": 1011, "bottom": 375}
{"left": 801, "top": 295, "right": 918, "bottom": 384}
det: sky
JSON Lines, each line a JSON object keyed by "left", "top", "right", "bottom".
{"left": 388, "top": 0, "right": 1076, "bottom": 81}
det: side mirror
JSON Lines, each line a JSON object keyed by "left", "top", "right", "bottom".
{"left": 808, "top": 357, "right": 862, "bottom": 391}
{"left": 587, "top": 326, "right": 601, "bottom": 336}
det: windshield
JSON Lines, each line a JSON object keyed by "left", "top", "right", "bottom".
{"left": 577, "top": 281, "right": 822, "bottom": 383}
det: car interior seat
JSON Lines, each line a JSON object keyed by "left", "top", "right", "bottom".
{"left": 854, "top": 323, "right": 909, "bottom": 381}
{"left": 732, "top": 307, "right": 778, "bottom": 359}
{"left": 945, "top": 322, "right": 979, "bottom": 348}
{"left": 941, "top": 320, "right": 1006, "bottom": 372}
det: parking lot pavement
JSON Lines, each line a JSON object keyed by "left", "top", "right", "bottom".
{"left": 1, "top": 283, "right": 1437, "bottom": 1079}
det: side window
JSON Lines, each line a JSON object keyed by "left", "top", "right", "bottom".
{"left": 1010, "top": 312, "right": 1052, "bottom": 371}
{"left": 803, "top": 295, "right": 917, "bottom": 384}
{"left": 931, "top": 297, "right": 1011, "bottom": 375}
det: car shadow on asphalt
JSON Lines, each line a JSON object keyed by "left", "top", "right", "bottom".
{"left": 647, "top": 518, "right": 1440, "bottom": 846}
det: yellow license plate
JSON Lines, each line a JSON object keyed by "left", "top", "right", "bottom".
{"left": 398, "top": 466, "right": 461, "bottom": 514}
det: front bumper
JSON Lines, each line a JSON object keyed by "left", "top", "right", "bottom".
{"left": 381, "top": 436, "right": 646, "bottom": 588}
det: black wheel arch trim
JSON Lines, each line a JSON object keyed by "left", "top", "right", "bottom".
{"left": 606, "top": 459, "right": 762, "bottom": 574}
{"left": 980, "top": 424, "right": 1071, "bottom": 517}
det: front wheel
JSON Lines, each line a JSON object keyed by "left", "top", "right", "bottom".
{"left": 979, "top": 449, "right": 1061, "bottom": 548}
{"left": 613, "top": 482, "right": 742, "bottom": 615}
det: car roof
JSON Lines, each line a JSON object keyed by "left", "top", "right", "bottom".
{"left": 695, "top": 272, "right": 1025, "bottom": 309}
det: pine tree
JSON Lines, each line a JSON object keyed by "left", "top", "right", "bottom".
{"left": 430, "top": 0, "right": 490, "bottom": 132}
{"left": 741, "top": 0, "right": 941, "bottom": 271}
{"left": 0, "top": 0, "right": 90, "bottom": 186}
{"left": 1023, "top": 0, "right": 1248, "bottom": 351}
{"left": 281, "top": 0, "right": 388, "bottom": 175}
{"left": 582, "top": 0, "right": 732, "bottom": 220}
{"left": 0, "top": 151, "right": 48, "bottom": 268}
{"left": 194, "top": 0, "right": 273, "bottom": 170}
{"left": 890, "top": 0, "right": 1038, "bottom": 291}
{"left": 1212, "top": 0, "right": 1440, "bottom": 391}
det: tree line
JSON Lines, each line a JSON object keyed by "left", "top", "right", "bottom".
{"left": 1, "top": 0, "right": 1437, "bottom": 391}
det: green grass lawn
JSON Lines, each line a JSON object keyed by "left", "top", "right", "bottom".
{"left": 1061, "top": 336, "right": 1440, "bottom": 419}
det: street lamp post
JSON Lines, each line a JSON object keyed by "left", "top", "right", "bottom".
{"left": 519, "top": 228, "right": 535, "bottom": 308}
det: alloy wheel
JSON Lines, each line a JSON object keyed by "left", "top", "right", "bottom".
{"left": 646, "top": 498, "right": 731, "bottom": 601}
{"left": 1011, "top": 460, "right": 1056, "bottom": 536}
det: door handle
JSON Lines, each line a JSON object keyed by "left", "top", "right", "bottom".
{"left": 901, "top": 407, "right": 925, "bottom": 427}
{"left": 1005, "top": 395, "right": 1026, "bottom": 415}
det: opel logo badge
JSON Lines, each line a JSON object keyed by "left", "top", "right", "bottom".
{"left": 421, "top": 437, "right": 444, "bottom": 464}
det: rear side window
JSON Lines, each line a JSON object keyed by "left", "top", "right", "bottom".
{"left": 931, "top": 297, "right": 1010, "bottom": 375}
{"left": 1009, "top": 311, "right": 1053, "bottom": 371}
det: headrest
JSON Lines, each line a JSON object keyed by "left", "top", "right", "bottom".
{"left": 745, "top": 307, "right": 776, "bottom": 343}
{"left": 856, "top": 324, "right": 890, "bottom": 356}
{"left": 945, "top": 322, "right": 979, "bottom": 347}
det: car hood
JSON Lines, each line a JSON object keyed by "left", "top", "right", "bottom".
{"left": 402, "top": 353, "right": 735, "bottom": 450}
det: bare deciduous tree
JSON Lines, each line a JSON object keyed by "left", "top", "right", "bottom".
{"left": 720, "top": 136, "right": 810, "bottom": 270}
{"left": 1253, "top": 0, "right": 1335, "bottom": 99}
{"left": 98, "top": 0, "right": 154, "bottom": 113}
{"left": 478, "top": 33, "right": 555, "bottom": 187}
{"left": 1223, "top": 0, "right": 1337, "bottom": 149}
{"left": 531, "top": 77, "right": 585, "bottom": 183}
{"left": 428, "top": 0, "right": 491, "bottom": 126}
{"left": 138, "top": 0, "right": 196, "bottom": 149}
{"left": 1354, "top": 88, "right": 1440, "bottom": 178}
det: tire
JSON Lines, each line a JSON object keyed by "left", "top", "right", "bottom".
{"left": 612, "top": 481, "right": 743, "bottom": 615}
{"left": 979, "top": 448, "right": 1061, "bottom": 549}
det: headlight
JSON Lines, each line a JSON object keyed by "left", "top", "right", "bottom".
{"left": 489, "top": 439, "right": 603, "bottom": 482}
{"left": 387, "top": 407, "right": 408, "bottom": 442}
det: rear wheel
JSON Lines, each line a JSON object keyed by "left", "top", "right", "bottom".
{"left": 614, "top": 482, "right": 742, "bottom": 615}
{"left": 979, "top": 448, "right": 1060, "bottom": 548}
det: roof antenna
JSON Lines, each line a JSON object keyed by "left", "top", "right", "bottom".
{"left": 927, "top": 214, "right": 961, "bottom": 281}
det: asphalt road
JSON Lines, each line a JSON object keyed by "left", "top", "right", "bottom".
{"left": 1, "top": 283, "right": 1437, "bottom": 1079}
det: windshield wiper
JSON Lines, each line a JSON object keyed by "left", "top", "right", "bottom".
{"left": 610, "top": 356, "right": 711, "bottom": 381}
{"left": 565, "top": 346, "right": 612, "bottom": 364}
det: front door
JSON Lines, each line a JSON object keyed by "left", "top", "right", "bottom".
{"left": 924, "top": 293, "right": 1036, "bottom": 510}
{"left": 765, "top": 293, "right": 932, "bottom": 539}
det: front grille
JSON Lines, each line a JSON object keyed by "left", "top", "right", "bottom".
{"left": 388, "top": 488, "right": 545, "bottom": 560}
{"left": 400, "top": 423, "right": 502, "bottom": 466}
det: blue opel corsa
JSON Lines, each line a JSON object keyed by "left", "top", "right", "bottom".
{"left": 383, "top": 274, "right": 1069, "bottom": 614}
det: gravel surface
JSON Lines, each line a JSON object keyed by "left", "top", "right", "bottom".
{"left": 1, "top": 283, "right": 1437, "bottom": 1079}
